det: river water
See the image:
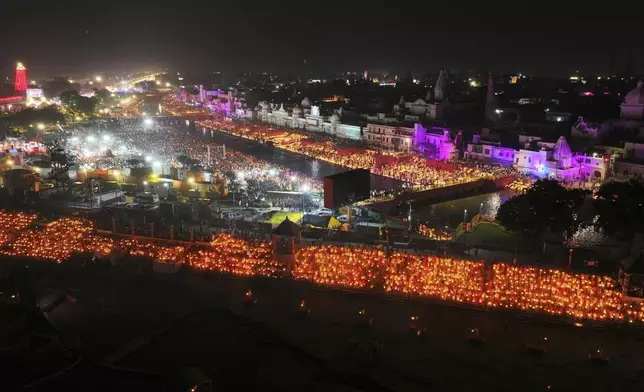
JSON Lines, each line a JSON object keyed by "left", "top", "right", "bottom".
{"left": 158, "top": 116, "right": 513, "bottom": 221}
{"left": 414, "top": 189, "right": 517, "bottom": 229}
{"left": 180, "top": 121, "right": 403, "bottom": 191}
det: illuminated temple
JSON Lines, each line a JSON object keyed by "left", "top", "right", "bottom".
{"left": 465, "top": 133, "right": 609, "bottom": 181}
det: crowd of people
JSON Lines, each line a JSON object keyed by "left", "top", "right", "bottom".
{"left": 160, "top": 95, "right": 210, "bottom": 116}
{"left": 197, "top": 118, "right": 517, "bottom": 190}
{"left": 66, "top": 121, "right": 323, "bottom": 195}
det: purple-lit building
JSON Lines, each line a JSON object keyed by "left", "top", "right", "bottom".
{"left": 464, "top": 134, "right": 516, "bottom": 164}
{"left": 465, "top": 133, "right": 609, "bottom": 181}
{"left": 413, "top": 124, "right": 457, "bottom": 160}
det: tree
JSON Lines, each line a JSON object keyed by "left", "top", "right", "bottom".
{"left": 94, "top": 88, "right": 111, "bottom": 104}
{"left": 0, "top": 107, "right": 64, "bottom": 132}
{"left": 59, "top": 90, "right": 97, "bottom": 117}
{"left": 126, "top": 158, "right": 143, "bottom": 168}
{"left": 47, "top": 139, "right": 73, "bottom": 189}
{"left": 496, "top": 179, "right": 587, "bottom": 239}
{"left": 44, "top": 77, "right": 80, "bottom": 98}
{"left": 593, "top": 179, "right": 644, "bottom": 241}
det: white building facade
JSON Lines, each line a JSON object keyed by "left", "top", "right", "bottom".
{"left": 363, "top": 123, "right": 415, "bottom": 151}
{"left": 250, "top": 100, "right": 362, "bottom": 140}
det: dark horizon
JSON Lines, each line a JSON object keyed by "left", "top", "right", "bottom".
{"left": 0, "top": 1, "right": 642, "bottom": 79}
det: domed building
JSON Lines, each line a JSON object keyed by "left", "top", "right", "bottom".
{"left": 300, "top": 97, "right": 311, "bottom": 108}
{"left": 292, "top": 105, "right": 303, "bottom": 118}
{"left": 259, "top": 101, "right": 271, "bottom": 112}
{"left": 621, "top": 80, "right": 644, "bottom": 120}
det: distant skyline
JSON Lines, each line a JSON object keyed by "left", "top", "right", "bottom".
{"left": 0, "top": 1, "right": 642, "bottom": 79}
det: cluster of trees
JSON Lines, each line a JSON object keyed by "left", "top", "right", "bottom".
{"left": 593, "top": 179, "right": 644, "bottom": 240}
{"left": 59, "top": 90, "right": 98, "bottom": 118}
{"left": 496, "top": 179, "right": 586, "bottom": 239}
{"left": 59, "top": 88, "right": 112, "bottom": 119}
{"left": 496, "top": 178, "right": 644, "bottom": 248}
{"left": 0, "top": 107, "right": 65, "bottom": 136}
{"left": 42, "top": 78, "right": 81, "bottom": 98}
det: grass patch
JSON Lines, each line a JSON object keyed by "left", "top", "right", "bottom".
{"left": 264, "top": 211, "right": 303, "bottom": 225}
{"left": 458, "top": 222, "right": 520, "bottom": 249}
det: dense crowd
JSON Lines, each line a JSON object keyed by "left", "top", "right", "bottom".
{"left": 161, "top": 95, "right": 210, "bottom": 116}
{"left": 1, "top": 211, "right": 643, "bottom": 324}
{"left": 67, "top": 122, "right": 322, "bottom": 194}
{"left": 197, "top": 118, "right": 516, "bottom": 189}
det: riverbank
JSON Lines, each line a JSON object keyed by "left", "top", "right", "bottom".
{"left": 195, "top": 125, "right": 403, "bottom": 190}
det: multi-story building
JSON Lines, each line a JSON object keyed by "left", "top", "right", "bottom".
{"left": 412, "top": 124, "right": 458, "bottom": 160}
{"left": 251, "top": 99, "right": 362, "bottom": 140}
{"left": 363, "top": 122, "right": 415, "bottom": 151}
{"left": 463, "top": 134, "right": 516, "bottom": 165}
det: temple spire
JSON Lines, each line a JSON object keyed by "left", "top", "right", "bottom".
{"left": 434, "top": 69, "right": 447, "bottom": 102}
{"left": 485, "top": 73, "right": 499, "bottom": 123}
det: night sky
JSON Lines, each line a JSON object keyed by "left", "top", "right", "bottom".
{"left": 0, "top": 1, "right": 642, "bottom": 78}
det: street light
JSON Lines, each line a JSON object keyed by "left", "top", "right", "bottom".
{"left": 463, "top": 209, "right": 468, "bottom": 229}
{"left": 36, "top": 123, "right": 45, "bottom": 130}
{"left": 300, "top": 183, "right": 310, "bottom": 213}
